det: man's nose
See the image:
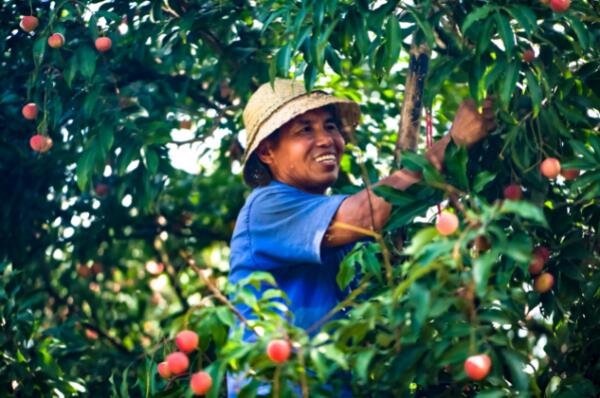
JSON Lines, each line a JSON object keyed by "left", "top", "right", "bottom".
{"left": 314, "top": 126, "right": 334, "bottom": 146}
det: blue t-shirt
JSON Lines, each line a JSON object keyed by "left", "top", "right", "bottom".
{"left": 227, "top": 181, "right": 356, "bottom": 397}
{"left": 229, "top": 180, "right": 354, "bottom": 331}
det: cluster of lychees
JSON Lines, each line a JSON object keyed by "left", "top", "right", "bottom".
{"left": 157, "top": 330, "right": 213, "bottom": 396}
{"left": 157, "top": 330, "right": 292, "bottom": 395}
{"left": 19, "top": 15, "right": 113, "bottom": 154}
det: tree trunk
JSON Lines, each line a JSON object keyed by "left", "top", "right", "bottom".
{"left": 391, "top": 41, "right": 430, "bottom": 253}
{"left": 394, "top": 42, "right": 431, "bottom": 163}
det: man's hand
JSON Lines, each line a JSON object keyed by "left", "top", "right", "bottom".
{"left": 450, "top": 97, "right": 496, "bottom": 148}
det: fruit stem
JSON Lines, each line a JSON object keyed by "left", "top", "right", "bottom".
{"left": 273, "top": 365, "right": 281, "bottom": 398}
{"left": 295, "top": 344, "right": 310, "bottom": 398}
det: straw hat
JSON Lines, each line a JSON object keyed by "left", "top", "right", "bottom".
{"left": 242, "top": 79, "right": 361, "bottom": 186}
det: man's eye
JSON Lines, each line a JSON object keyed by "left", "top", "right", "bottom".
{"left": 326, "top": 123, "right": 338, "bottom": 131}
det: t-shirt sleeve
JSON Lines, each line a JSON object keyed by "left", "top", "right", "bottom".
{"left": 247, "top": 186, "right": 347, "bottom": 269}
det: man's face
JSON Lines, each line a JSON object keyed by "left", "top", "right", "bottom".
{"left": 257, "top": 107, "right": 345, "bottom": 194}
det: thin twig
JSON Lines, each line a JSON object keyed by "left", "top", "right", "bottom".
{"left": 295, "top": 343, "right": 310, "bottom": 398}
{"left": 392, "top": 260, "right": 443, "bottom": 301}
{"left": 331, "top": 221, "right": 382, "bottom": 240}
{"left": 305, "top": 282, "right": 369, "bottom": 335}
{"left": 179, "top": 250, "right": 259, "bottom": 336}
{"left": 153, "top": 241, "right": 189, "bottom": 314}
{"left": 273, "top": 365, "right": 281, "bottom": 398}
{"left": 345, "top": 135, "right": 394, "bottom": 284}
{"left": 81, "top": 321, "right": 131, "bottom": 355}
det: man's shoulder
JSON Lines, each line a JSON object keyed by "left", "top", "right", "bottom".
{"left": 245, "top": 181, "right": 306, "bottom": 207}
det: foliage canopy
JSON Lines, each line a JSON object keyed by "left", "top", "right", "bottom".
{"left": 1, "top": 0, "right": 599, "bottom": 397}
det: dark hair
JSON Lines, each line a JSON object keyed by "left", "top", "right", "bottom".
{"left": 243, "top": 129, "right": 281, "bottom": 188}
{"left": 243, "top": 105, "right": 342, "bottom": 188}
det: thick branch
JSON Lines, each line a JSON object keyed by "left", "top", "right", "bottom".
{"left": 394, "top": 42, "right": 431, "bottom": 162}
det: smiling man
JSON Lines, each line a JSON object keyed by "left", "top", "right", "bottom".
{"left": 227, "top": 79, "right": 495, "bottom": 396}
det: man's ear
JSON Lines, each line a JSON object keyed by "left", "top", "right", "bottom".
{"left": 256, "top": 141, "right": 274, "bottom": 165}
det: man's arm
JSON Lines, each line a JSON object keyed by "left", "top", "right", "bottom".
{"left": 323, "top": 97, "right": 496, "bottom": 248}
{"left": 323, "top": 135, "right": 449, "bottom": 247}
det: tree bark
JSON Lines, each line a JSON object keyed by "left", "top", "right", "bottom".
{"left": 394, "top": 42, "right": 431, "bottom": 163}
{"left": 391, "top": 41, "right": 430, "bottom": 253}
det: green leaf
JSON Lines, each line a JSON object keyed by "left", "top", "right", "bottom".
{"left": 304, "top": 64, "right": 317, "bottom": 92}
{"left": 77, "top": 46, "right": 97, "bottom": 79}
{"left": 386, "top": 200, "right": 434, "bottom": 231}
{"left": 571, "top": 169, "right": 600, "bottom": 192}
{"left": 409, "top": 282, "right": 430, "bottom": 331}
{"left": 473, "top": 171, "right": 497, "bottom": 193}
{"left": 506, "top": 5, "right": 537, "bottom": 35}
{"left": 501, "top": 350, "right": 529, "bottom": 391}
{"left": 587, "top": 134, "right": 600, "bottom": 161}
{"left": 526, "top": 71, "right": 542, "bottom": 117}
{"left": 64, "top": 55, "right": 78, "bottom": 88}
{"left": 485, "top": 55, "right": 507, "bottom": 90}
{"left": 405, "top": 227, "right": 438, "bottom": 256}
{"left": 372, "top": 185, "right": 419, "bottom": 206}
{"left": 390, "top": 345, "right": 427, "bottom": 374}
{"left": 320, "top": 344, "right": 348, "bottom": 370}
{"left": 500, "top": 62, "right": 519, "bottom": 110}
{"left": 500, "top": 200, "right": 548, "bottom": 227}
{"left": 99, "top": 128, "right": 114, "bottom": 156}
{"left": 407, "top": 8, "right": 434, "bottom": 48}
{"left": 275, "top": 43, "right": 291, "bottom": 77}
{"left": 362, "top": 244, "right": 382, "bottom": 281}
{"left": 474, "top": 250, "right": 498, "bottom": 297}
{"left": 462, "top": 5, "right": 495, "bottom": 34}
{"left": 500, "top": 233, "right": 532, "bottom": 263}
{"left": 494, "top": 12, "right": 515, "bottom": 56}
{"left": 354, "top": 349, "right": 375, "bottom": 384}
{"left": 567, "top": 15, "right": 590, "bottom": 50}
{"left": 348, "top": 10, "right": 369, "bottom": 57}
{"left": 476, "top": 389, "right": 510, "bottom": 398}
{"left": 120, "top": 365, "right": 130, "bottom": 398}
{"left": 568, "top": 140, "right": 597, "bottom": 165}
{"left": 325, "top": 46, "right": 343, "bottom": 75}
{"left": 268, "top": 55, "right": 277, "bottom": 83}
{"left": 477, "top": 18, "right": 495, "bottom": 54}
{"left": 444, "top": 142, "right": 469, "bottom": 190}
{"left": 33, "top": 37, "right": 46, "bottom": 67}
{"left": 384, "top": 15, "right": 402, "bottom": 70}
{"left": 146, "top": 147, "right": 159, "bottom": 175}
{"left": 337, "top": 251, "right": 358, "bottom": 290}
{"left": 76, "top": 147, "right": 96, "bottom": 192}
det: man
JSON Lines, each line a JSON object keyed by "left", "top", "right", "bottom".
{"left": 227, "top": 79, "right": 495, "bottom": 395}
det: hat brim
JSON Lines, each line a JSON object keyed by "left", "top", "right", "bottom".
{"left": 241, "top": 92, "right": 361, "bottom": 168}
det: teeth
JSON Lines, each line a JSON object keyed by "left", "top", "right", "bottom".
{"left": 316, "top": 154, "right": 336, "bottom": 162}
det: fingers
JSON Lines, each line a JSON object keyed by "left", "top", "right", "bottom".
{"left": 485, "top": 120, "right": 497, "bottom": 132}
{"left": 482, "top": 96, "right": 496, "bottom": 131}
{"left": 461, "top": 98, "right": 477, "bottom": 111}
{"left": 483, "top": 96, "right": 495, "bottom": 109}
{"left": 482, "top": 108, "right": 495, "bottom": 120}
